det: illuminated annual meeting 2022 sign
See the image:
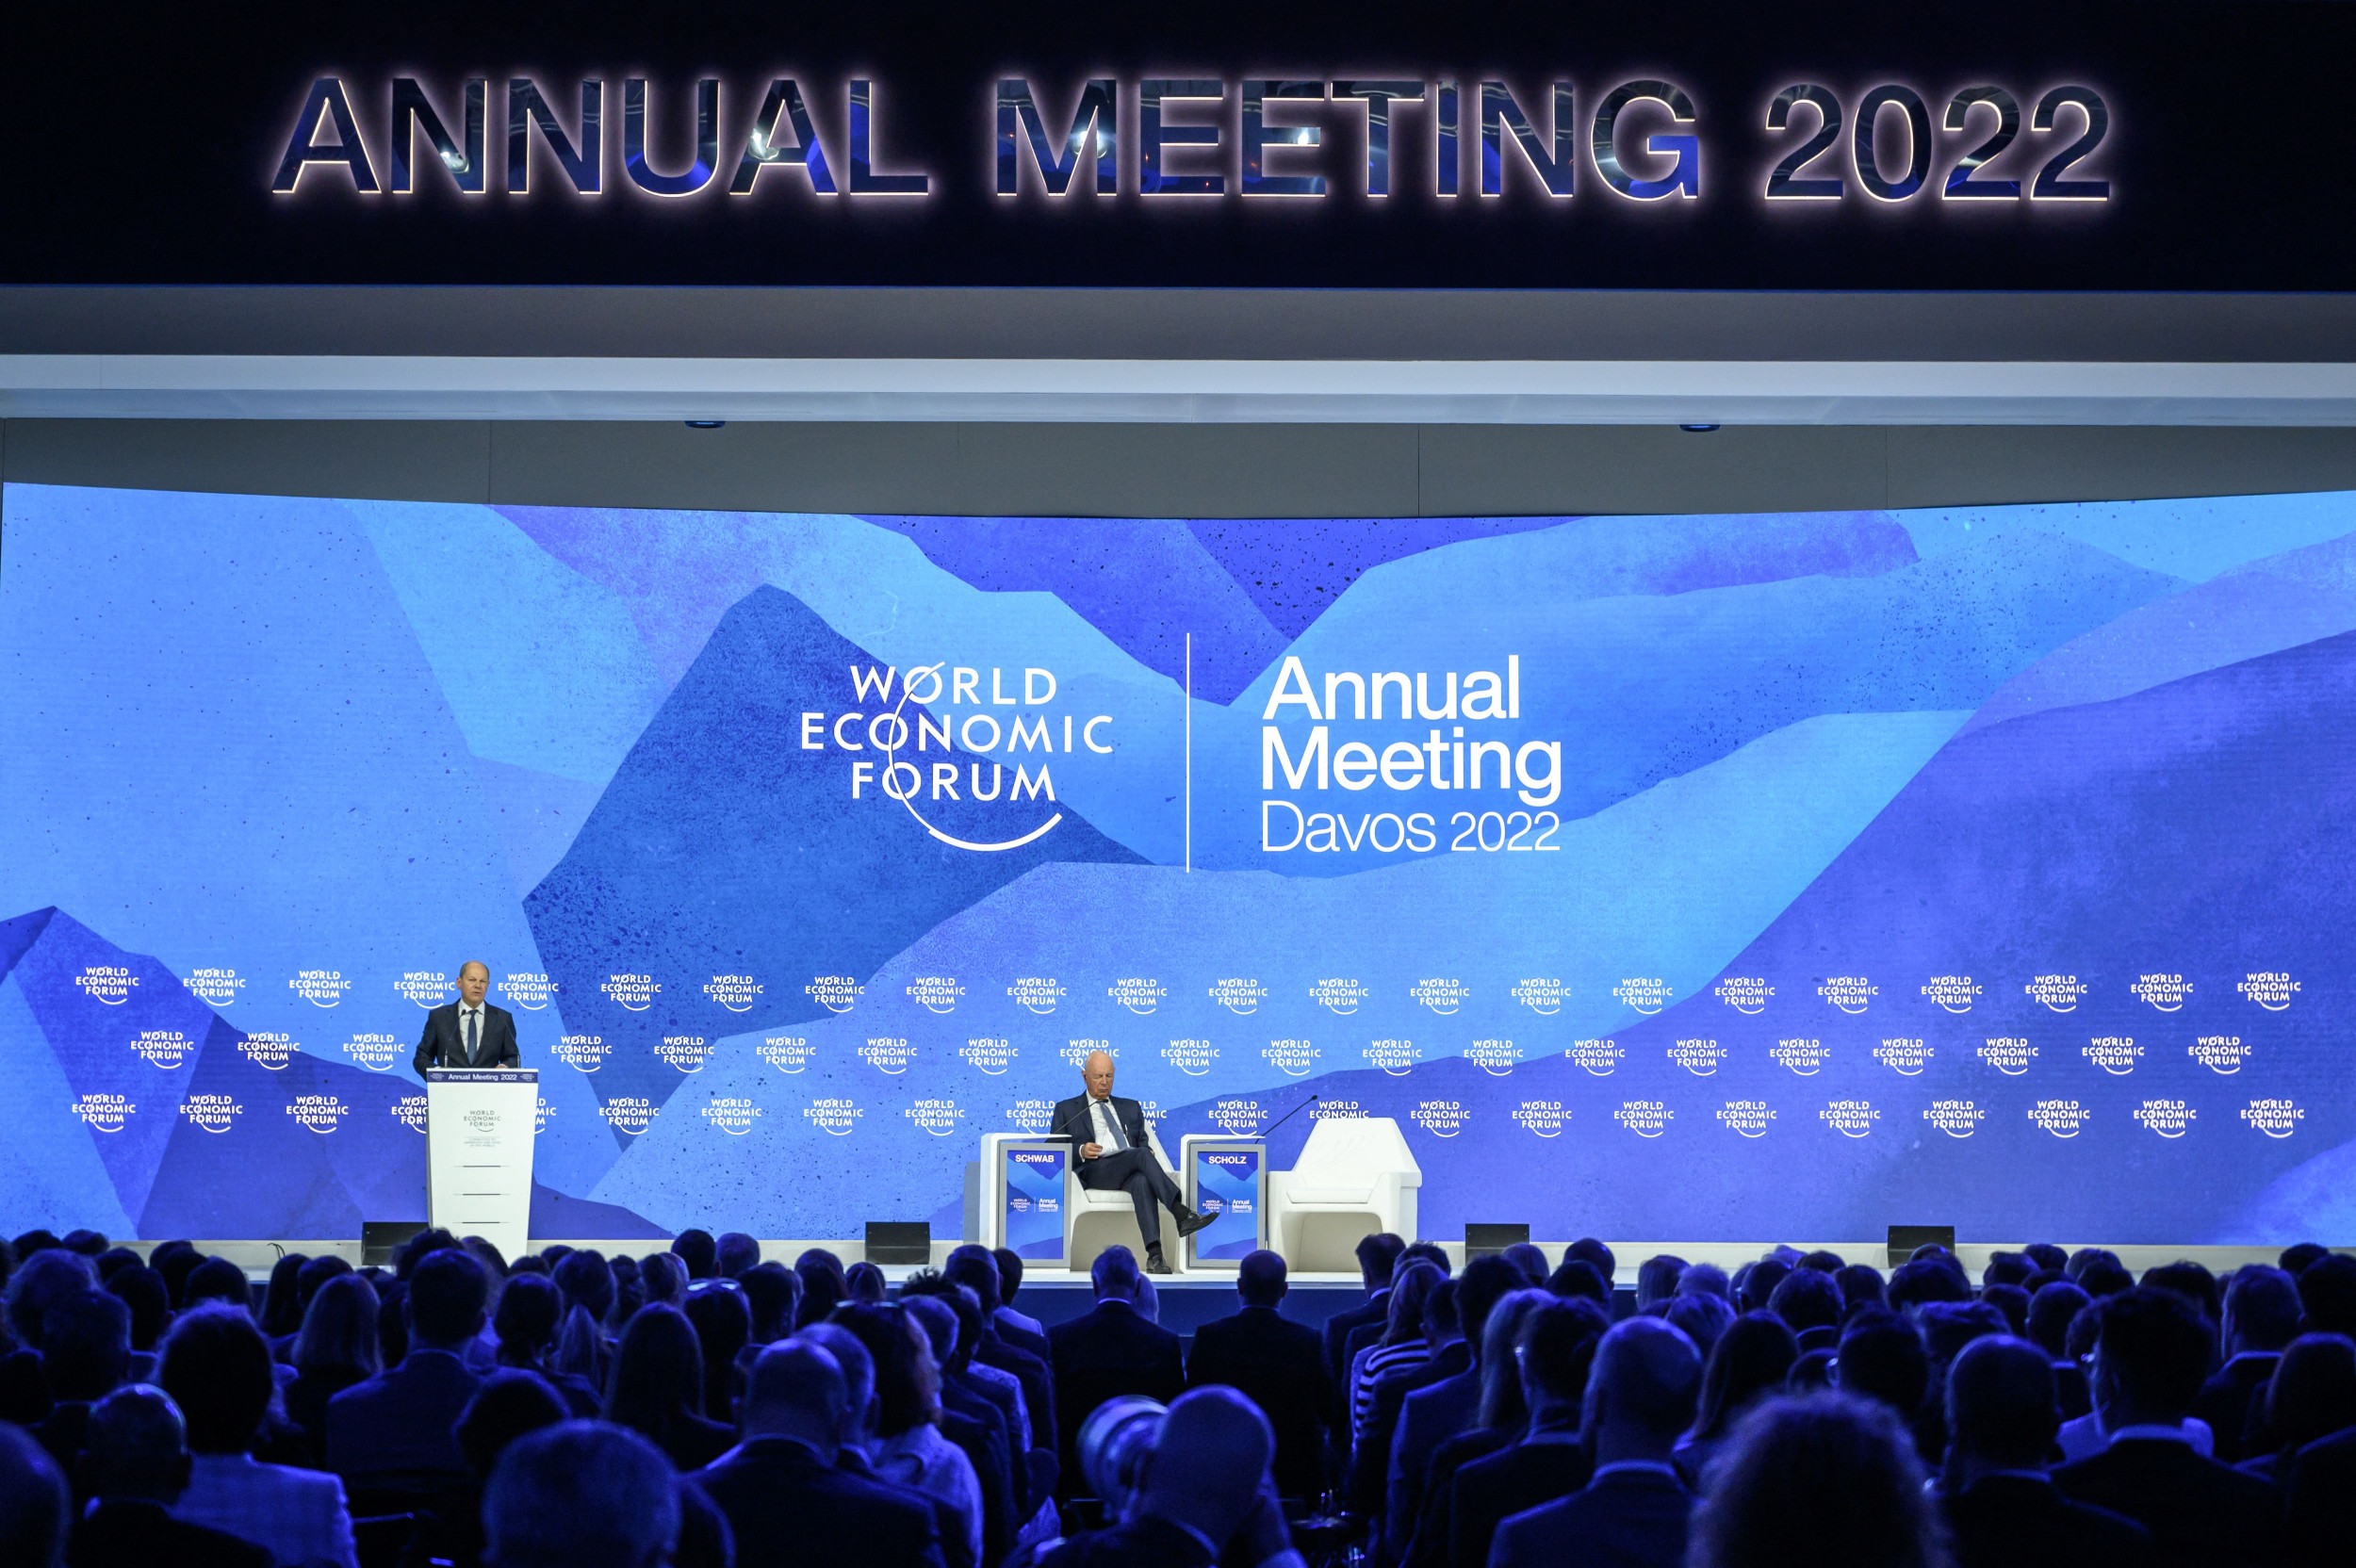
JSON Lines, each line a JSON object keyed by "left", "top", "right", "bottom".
{"left": 268, "top": 74, "right": 2111, "bottom": 209}
{"left": 8, "top": 3, "right": 2349, "bottom": 288}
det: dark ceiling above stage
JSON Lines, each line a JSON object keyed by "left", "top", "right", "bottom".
{"left": 6, "top": 1, "right": 2355, "bottom": 292}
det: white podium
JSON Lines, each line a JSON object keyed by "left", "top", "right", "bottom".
{"left": 426, "top": 1069, "right": 537, "bottom": 1263}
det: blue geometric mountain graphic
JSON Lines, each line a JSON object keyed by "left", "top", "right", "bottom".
{"left": 525, "top": 584, "right": 1149, "bottom": 1137}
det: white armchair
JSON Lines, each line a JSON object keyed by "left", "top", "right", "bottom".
{"left": 1268, "top": 1117, "right": 1421, "bottom": 1271}
{"left": 1067, "top": 1122, "right": 1181, "bottom": 1271}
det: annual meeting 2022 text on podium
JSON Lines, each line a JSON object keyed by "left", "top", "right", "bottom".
{"left": 425, "top": 1069, "right": 537, "bottom": 1262}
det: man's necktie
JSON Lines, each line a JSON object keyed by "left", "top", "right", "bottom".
{"left": 466, "top": 1008, "right": 479, "bottom": 1064}
{"left": 1101, "top": 1101, "right": 1129, "bottom": 1152}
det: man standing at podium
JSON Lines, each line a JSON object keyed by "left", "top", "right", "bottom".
{"left": 1051, "top": 1051, "right": 1214, "bottom": 1275}
{"left": 413, "top": 961, "right": 520, "bottom": 1075}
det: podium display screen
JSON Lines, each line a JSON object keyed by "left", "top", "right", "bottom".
{"left": 1001, "top": 1145, "right": 1068, "bottom": 1261}
{"left": 1188, "top": 1144, "right": 1265, "bottom": 1266}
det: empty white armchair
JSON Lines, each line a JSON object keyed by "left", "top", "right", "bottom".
{"left": 1268, "top": 1117, "right": 1421, "bottom": 1271}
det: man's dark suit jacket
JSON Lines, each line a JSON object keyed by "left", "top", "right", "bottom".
{"left": 1324, "top": 1289, "right": 1391, "bottom": 1391}
{"left": 1401, "top": 1427, "right": 1515, "bottom": 1568}
{"left": 2285, "top": 1425, "right": 2356, "bottom": 1568}
{"left": 1049, "top": 1298, "right": 1185, "bottom": 1487}
{"left": 994, "top": 1315, "right": 1054, "bottom": 1365}
{"left": 1032, "top": 1514, "right": 1217, "bottom": 1568}
{"left": 2053, "top": 1436, "right": 2282, "bottom": 1567}
{"left": 1487, "top": 1465, "right": 1692, "bottom": 1568}
{"left": 697, "top": 1436, "right": 947, "bottom": 1568}
{"left": 1186, "top": 1303, "right": 1333, "bottom": 1498}
{"left": 1050, "top": 1095, "right": 1154, "bottom": 1168}
{"left": 1385, "top": 1367, "right": 1481, "bottom": 1561}
{"left": 974, "top": 1331, "right": 1057, "bottom": 1462}
{"left": 323, "top": 1347, "right": 484, "bottom": 1487}
{"left": 1349, "top": 1339, "right": 1471, "bottom": 1517}
{"left": 1450, "top": 1435, "right": 1594, "bottom": 1568}
{"left": 412, "top": 1001, "right": 521, "bottom": 1076}
{"left": 68, "top": 1499, "right": 274, "bottom": 1568}
{"left": 2190, "top": 1353, "right": 2280, "bottom": 1465}
{"left": 1940, "top": 1472, "right": 2151, "bottom": 1568}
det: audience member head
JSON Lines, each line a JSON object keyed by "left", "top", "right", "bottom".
{"left": 154, "top": 1246, "right": 203, "bottom": 1310}
{"left": 1688, "top": 1393, "right": 1943, "bottom": 1568}
{"left": 607, "top": 1303, "right": 711, "bottom": 1435}
{"left": 1381, "top": 1260, "right": 1444, "bottom": 1348}
{"left": 682, "top": 1282, "right": 752, "bottom": 1420}
{"left": 1452, "top": 1255, "right": 1524, "bottom": 1361}
{"left": 796, "top": 1248, "right": 848, "bottom": 1287}
{"left": 1136, "top": 1387, "right": 1278, "bottom": 1553}
{"left": 1799, "top": 1250, "right": 1846, "bottom": 1274}
{"left": 1091, "top": 1245, "right": 1144, "bottom": 1305}
{"left": 60, "top": 1230, "right": 106, "bottom": 1258}
{"left": 2222, "top": 1266, "right": 2301, "bottom": 1355}
{"left": 1834, "top": 1265, "right": 1887, "bottom": 1316}
{"left": 1421, "top": 1279, "right": 1461, "bottom": 1344}
{"left": 1585, "top": 1316, "right": 1702, "bottom": 1460}
{"left": 458, "top": 1370, "right": 570, "bottom": 1478}
{"left": 553, "top": 1249, "right": 615, "bottom": 1323}
{"left": 1769, "top": 1268, "right": 1842, "bottom": 1339}
{"left": 1944, "top": 1334, "right": 2059, "bottom": 1483}
{"left": 2089, "top": 1286, "right": 2211, "bottom": 1429}
{"left": 1546, "top": 1259, "right": 1611, "bottom": 1307}
{"left": 1690, "top": 1312, "right": 1800, "bottom": 1443}
{"left": 1356, "top": 1232, "right": 1406, "bottom": 1294}
{"left": 1917, "top": 1300, "right": 2009, "bottom": 1373}
{"left": 1402, "top": 1240, "right": 1452, "bottom": 1276}
{"left": 9, "top": 1231, "right": 63, "bottom": 1261}
{"left": 483, "top": 1421, "right": 679, "bottom": 1568}
{"left": 294, "top": 1271, "right": 382, "bottom": 1379}
{"left": 183, "top": 1257, "right": 251, "bottom": 1314}
{"left": 2077, "top": 1256, "right": 2134, "bottom": 1300}
{"left": 795, "top": 1255, "right": 847, "bottom": 1328}
{"left": 495, "top": 1272, "right": 564, "bottom": 1367}
{"left": 2261, "top": 1333, "right": 2356, "bottom": 1456}
{"left": 1887, "top": 1256, "right": 1971, "bottom": 1313}
{"left": 670, "top": 1229, "right": 717, "bottom": 1282}
{"left": 1474, "top": 1289, "right": 1553, "bottom": 1429}
{"left": 2279, "top": 1242, "right": 2330, "bottom": 1278}
{"left": 1740, "top": 1258, "right": 1793, "bottom": 1315}
{"left": 1677, "top": 1263, "right": 1731, "bottom": 1300}
{"left": 258, "top": 1252, "right": 309, "bottom": 1337}
{"left": 41, "top": 1289, "right": 130, "bottom": 1401}
{"left": 7, "top": 1250, "right": 94, "bottom": 1348}
{"left": 638, "top": 1253, "right": 685, "bottom": 1307}
{"left": 407, "top": 1248, "right": 490, "bottom": 1352}
{"left": 741, "top": 1263, "right": 800, "bottom": 1344}
{"left": 835, "top": 1303, "right": 940, "bottom": 1439}
{"left": 900, "top": 1275, "right": 983, "bottom": 1374}
{"left": 2026, "top": 1280, "right": 2090, "bottom": 1360}
{"left": 1981, "top": 1283, "right": 2030, "bottom": 1338}
{"left": 1237, "top": 1250, "right": 1287, "bottom": 1309}
{"left": 715, "top": 1233, "right": 760, "bottom": 1280}
{"left": 1787, "top": 1348, "right": 1836, "bottom": 1392}
{"left": 2141, "top": 1261, "right": 2220, "bottom": 1321}
{"left": 2021, "top": 1243, "right": 2069, "bottom": 1275}
{"left": 1665, "top": 1291, "right": 1737, "bottom": 1362}
{"left": 991, "top": 1247, "right": 1025, "bottom": 1309}
{"left": 1501, "top": 1243, "right": 1551, "bottom": 1287}
{"left": 158, "top": 1304, "right": 274, "bottom": 1454}
{"left": 1836, "top": 1312, "right": 1932, "bottom": 1426}
{"left": 1636, "top": 1254, "right": 1687, "bottom": 1309}
{"left": 394, "top": 1227, "right": 462, "bottom": 1282}
{"left": 797, "top": 1323, "right": 878, "bottom": 1444}
{"left": 902, "top": 1295, "right": 958, "bottom": 1375}
{"left": 293, "top": 1253, "right": 352, "bottom": 1316}
{"left": 2298, "top": 1253, "right": 2356, "bottom": 1338}
{"left": 742, "top": 1339, "right": 851, "bottom": 1456}
{"left": 944, "top": 1246, "right": 1004, "bottom": 1314}
{"left": 1980, "top": 1252, "right": 2032, "bottom": 1289}
{"left": 81, "top": 1383, "right": 196, "bottom": 1504}
{"left": 104, "top": 1265, "right": 170, "bottom": 1353}
{"left": 0, "top": 1421, "right": 67, "bottom": 1568}
{"left": 843, "top": 1261, "right": 888, "bottom": 1304}
{"left": 1565, "top": 1237, "right": 1615, "bottom": 1281}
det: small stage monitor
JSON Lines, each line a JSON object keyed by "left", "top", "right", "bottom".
{"left": 362, "top": 1220, "right": 428, "bottom": 1268}
{"left": 866, "top": 1221, "right": 932, "bottom": 1266}
{"left": 1888, "top": 1225, "right": 1956, "bottom": 1267}
{"left": 1465, "top": 1223, "right": 1530, "bottom": 1261}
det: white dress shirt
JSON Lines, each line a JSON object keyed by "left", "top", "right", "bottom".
{"left": 1088, "top": 1096, "right": 1128, "bottom": 1153}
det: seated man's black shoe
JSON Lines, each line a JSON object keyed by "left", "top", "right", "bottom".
{"left": 1174, "top": 1206, "right": 1218, "bottom": 1238}
{"left": 1144, "top": 1246, "right": 1174, "bottom": 1275}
